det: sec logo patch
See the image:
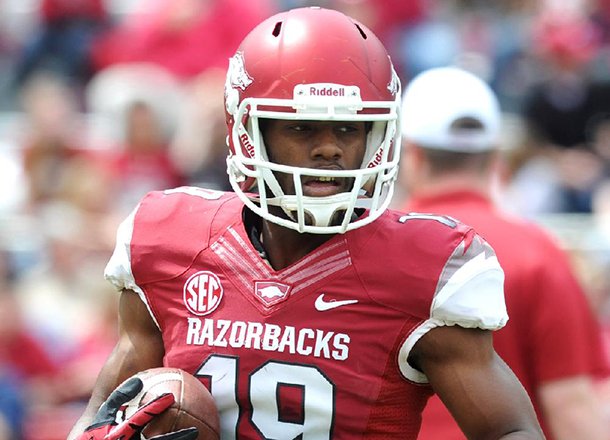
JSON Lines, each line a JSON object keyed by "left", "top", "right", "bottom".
{"left": 183, "top": 271, "right": 223, "bottom": 316}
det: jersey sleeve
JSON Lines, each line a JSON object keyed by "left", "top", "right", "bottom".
{"left": 104, "top": 206, "right": 138, "bottom": 292}
{"left": 430, "top": 233, "right": 507, "bottom": 329}
{"left": 103, "top": 205, "right": 162, "bottom": 329}
{"left": 399, "top": 232, "right": 507, "bottom": 384}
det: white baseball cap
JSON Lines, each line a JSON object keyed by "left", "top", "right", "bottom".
{"left": 401, "top": 66, "right": 501, "bottom": 152}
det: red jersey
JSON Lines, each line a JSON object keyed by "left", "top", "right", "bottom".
{"left": 105, "top": 187, "right": 508, "bottom": 439}
{"left": 405, "top": 190, "right": 609, "bottom": 440}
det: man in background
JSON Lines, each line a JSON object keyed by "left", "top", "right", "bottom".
{"left": 401, "top": 66, "right": 609, "bottom": 440}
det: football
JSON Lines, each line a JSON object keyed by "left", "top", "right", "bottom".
{"left": 121, "top": 367, "right": 220, "bottom": 440}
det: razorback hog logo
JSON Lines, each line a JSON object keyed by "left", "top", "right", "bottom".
{"left": 224, "top": 51, "right": 252, "bottom": 114}
{"left": 387, "top": 60, "right": 400, "bottom": 96}
{"left": 183, "top": 271, "right": 223, "bottom": 316}
{"left": 227, "top": 51, "right": 252, "bottom": 91}
{"left": 254, "top": 281, "right": 291, "bottom": 306}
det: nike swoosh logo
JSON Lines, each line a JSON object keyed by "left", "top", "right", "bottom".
{"left": 315, "top": 294, "right": 358, "bottom": 311}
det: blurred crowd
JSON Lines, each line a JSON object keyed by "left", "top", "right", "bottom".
{"left": 0, "top": 0, "right": 610, "bottom": 438}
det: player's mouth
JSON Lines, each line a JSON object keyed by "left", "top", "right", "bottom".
{"left": 302, "top": 176, "right": 345, "bottom": 197}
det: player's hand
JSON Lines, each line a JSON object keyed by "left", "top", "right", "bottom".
{"left": 76, "top": 377, "right": 199, "bottom": 440}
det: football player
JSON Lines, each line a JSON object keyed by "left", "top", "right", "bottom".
{"left": 69, "top": 7, "right": 544, "bottom": 439}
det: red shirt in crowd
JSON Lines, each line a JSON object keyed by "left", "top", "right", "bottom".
{"left": 41, "top": 0, "right": 107, "bottom": 23}
{"left": 91, "top": 0, "right": 273, "bottom": 79}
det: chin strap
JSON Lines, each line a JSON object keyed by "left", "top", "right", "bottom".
{"left": 266, "top": 194, "right": 350, "bottom": 228}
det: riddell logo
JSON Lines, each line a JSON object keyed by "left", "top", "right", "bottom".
{"left": 294, "top": 83, "right": 361, "bottom": 101}
{"left": 183, "top": 271, "right": 223, "bottom": 316}
{"left": 240, "top": 133, "right": 255, "bottom": 158}
{"left": 367, "top": 147, "right": 384, "bottom": 168}
{"left": 309, "top": 86, "right": 345, "bottom": 97}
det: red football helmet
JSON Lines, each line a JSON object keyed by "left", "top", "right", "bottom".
{"left": 224, "top": 7, "right": 401, "bottom": 234}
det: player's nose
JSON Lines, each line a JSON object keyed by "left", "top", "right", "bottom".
{"left": 310, "top": 127, "right": 343, "bottom": 161}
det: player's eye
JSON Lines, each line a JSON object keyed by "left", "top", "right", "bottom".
{"left": 288, "top": 123, "right": 310, "bottom": 132}
{"left": 337, "top": 125, "right": 356, "bottom": 133}
{"left": 336, "top": 123, "right": 364, "bottom": 134}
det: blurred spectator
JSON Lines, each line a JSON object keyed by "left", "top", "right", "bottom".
{"left": 171, "top": 68, "right": 231, "bottom": 190}
{"left": 524, "top": 11, "right": 608, "bottom": 148}
{"left": 85, "top": 61, "right": 185, "bottom": 143}
{"left": 85, "top": 61, "right": 205, "bottom": 207}
{"left": 96, "top": 99, "right": 187, "bottom": 213}
{"left": 12, "top": 0, "right": 109, "bottom": 91}
{"left": 1, "top": 271, "right": 115, "bottom": 440}
{"left": 0, "top": 371, "right": 26, "bottom": 440}
{"left": 17, "top": 73, "right": 93, "bottom": 213}
{"left": 13, "top": 203, "right": 108, "bottom": 359}
{"left": 0, "top": 257, "right": 26, "bottom": 440}
{"left": 0, "top": 283, "right": 60, "bottom": 400}
{"left": 0, "top": 281, "right": 60, "bottom": 439}
{"left": 391, "top": 1, "right": 539, "bottom": 86}
{"left": 0, "top": 141, "right": 27, "bottom": 215}
{"left": 10, "top": 200, "right": 119, "bottom": 440}
{"left": 593, "top": 0, "right": 610, "bottom": 47}
{"left": 519, "top": 10, "right": 610, "bottom": 213}
{"left": 90, "top": 0, "right": 274, "bottom": 81}
{"left": 590, "top": 113, "right": 610, "bottom": 176}
{"left": 318, "top": 0, "right": 425, "bottom": 78}
{"left": 0, "top": 314, "right": 26, "bottom": 440}
{"left": 591, "top": 179, "right": 610, "bottom": 349}
{"left": 400, "top": 66, "right": 609, "bottom": 440}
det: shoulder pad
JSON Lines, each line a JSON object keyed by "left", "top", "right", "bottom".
{"left": 130, "top": 188, "right": 240, "bottom": 284}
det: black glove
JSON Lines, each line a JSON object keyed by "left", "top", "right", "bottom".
{"left": 76, "top": 377, "right": 199, "bottom": 440}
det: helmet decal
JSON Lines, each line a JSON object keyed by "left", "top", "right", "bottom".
{"left": 292, "top": 83, "right": 363, "bottom": 115}
{"left": 225, "top": 51, "right": 252, "bottom": 114}
{"left": 387, "top": 60, "right": 400, "bottom": 96}
{"left": 227, "top": 51, "right": 252, "bottom": 91}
